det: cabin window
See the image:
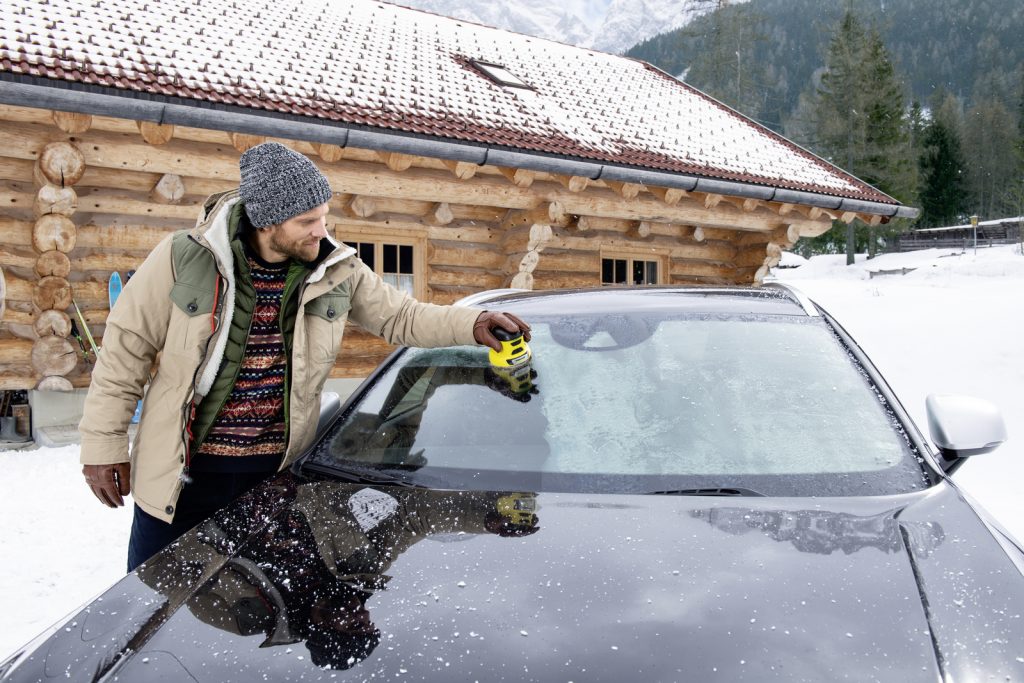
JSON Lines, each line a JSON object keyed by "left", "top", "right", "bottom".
{"left": 601, "top": 252, "right": 663, "bottom": 286}
{"left": 351, "top": 239, "right": 422, "bottom": 298}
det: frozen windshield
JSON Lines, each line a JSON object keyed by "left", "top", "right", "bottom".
{"left": 307, "top": 308, "right": 929, "bottom": 497}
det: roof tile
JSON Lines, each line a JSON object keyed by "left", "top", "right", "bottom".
{"left": 0, "top": 0, "right": 894, "bottom": 203}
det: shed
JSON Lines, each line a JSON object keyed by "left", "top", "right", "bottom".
{"left": 0, "top": 0, "right": 917, "bottom": 391}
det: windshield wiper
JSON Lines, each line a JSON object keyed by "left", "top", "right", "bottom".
{"left": 646, "top": 487, "right": 766, "bottom": 497}
{"left": 302, "top": 460, "right": 425, "bottom": 488}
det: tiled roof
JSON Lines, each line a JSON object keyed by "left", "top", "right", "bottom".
{"left": 0, "top": 0, "right": 897, "bottom": 204}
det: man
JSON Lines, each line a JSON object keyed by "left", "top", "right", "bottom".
{"left": 79, "top": 142, "right": 530, "bottom": 571}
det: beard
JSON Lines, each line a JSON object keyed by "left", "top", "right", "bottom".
{"left": 269, "top": 231, "right": 322, "bottom": 263}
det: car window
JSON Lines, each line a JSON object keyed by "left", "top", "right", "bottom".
{"left": 307, "top": 311, "right": 930, "bottom": 497}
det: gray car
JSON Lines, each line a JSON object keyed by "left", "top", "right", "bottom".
{"left": 1, "top": 285, "right": 1017, "bottom": 682}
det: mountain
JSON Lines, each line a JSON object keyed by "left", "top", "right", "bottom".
{"left": 382, "top": 0, "right": 725, "bottom": 54}
{"left": 590, "top": 0, "right": 723, "bottom": 54}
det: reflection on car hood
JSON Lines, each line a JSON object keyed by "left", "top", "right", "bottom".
{"left": 6, "top": 479, "right": 1024, "bottom": 682}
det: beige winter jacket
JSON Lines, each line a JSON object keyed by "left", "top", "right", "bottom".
{"left": 79, "top": 191, "right": 481, "bottom": 522}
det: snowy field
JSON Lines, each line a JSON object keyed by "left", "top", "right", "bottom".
{"left": 1, "top": 243, "right": 1022, "bottom": 658}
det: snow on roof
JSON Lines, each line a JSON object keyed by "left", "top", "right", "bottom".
{"left": 0, "top": 0, "right": 895, "bottom": 204}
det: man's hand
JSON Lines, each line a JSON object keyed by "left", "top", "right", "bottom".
{"left": 83, "top": 463, "right": 132, "bottom": 508}
{"left": 473, "top": 311, "right": 531, "bottom": 352}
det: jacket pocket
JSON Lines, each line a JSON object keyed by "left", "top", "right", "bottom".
{"left": 169, "top": 282, "right": 216, "bottom": 356}
{"left": 305, "top": 292, "right": 350, "bottom": 362}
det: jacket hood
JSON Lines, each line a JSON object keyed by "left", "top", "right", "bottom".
{"left": 7, "top": 479, "right": 1024, "bottom": 682}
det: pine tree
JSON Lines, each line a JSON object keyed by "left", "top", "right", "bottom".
{"left": 680, "top": 1, "right": 767, "bottom": 119}
{"left": 801, "top": 9, "right": 908, "bottom": 261}
{"left": 918, "top": 118, "right": 969, "bottom": 227}
{"left": 963, "top": 97, "right": 1019, "bottom": 218}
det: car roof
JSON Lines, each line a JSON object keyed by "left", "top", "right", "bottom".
{"left": 456, "top": 283, "right": 820, "bottom": 318}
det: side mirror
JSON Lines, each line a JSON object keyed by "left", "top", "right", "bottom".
{"left": 926, "top": 394, "right": 1007, "bottom": 473}
{"left": 316, "top": 391, "right": 342, "bottom": 440}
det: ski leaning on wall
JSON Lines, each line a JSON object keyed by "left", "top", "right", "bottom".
{"left": 109, "top": 271, "right": 143, "bottom": 424}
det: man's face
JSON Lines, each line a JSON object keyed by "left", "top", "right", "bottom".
{"left": 266, "top": 203, "right": 330, "bottom": 262}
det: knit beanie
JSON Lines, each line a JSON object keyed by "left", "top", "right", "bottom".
{"left": 238, "top": 142, "right": 332, "bottom": 228}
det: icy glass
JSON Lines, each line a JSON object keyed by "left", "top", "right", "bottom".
{"left": 312, "top": 313, "right": 927, "bottom": 496}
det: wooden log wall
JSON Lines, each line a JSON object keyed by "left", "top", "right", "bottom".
{"left": 0, "top": 103, "right": 838, "bottom": 388}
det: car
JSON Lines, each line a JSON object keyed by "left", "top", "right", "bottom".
{"left": 2, "top": 284, "right": 1019, "bottom": 682}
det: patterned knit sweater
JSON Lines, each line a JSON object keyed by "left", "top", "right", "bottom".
{"left": 194, "top": 249, "right": 289, "bottom": 472}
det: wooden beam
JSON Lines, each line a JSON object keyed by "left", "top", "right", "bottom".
{"left": 378, "top": 151, "right": 415, "bottom": 173}
{"left": 840, "top": 211, "right": 858, "bottom": 224}
{"left": 37, "top": 375, "right": 75, "bottom": 392}
{"left": 703, "top": 193, "right": 724, "bottom": 210}
{"left": 427, "top": 268, "right": 505, "bottom": 291}
{"left": 734, "top": 226, "right": 796, "bottom": 247}
{"left": 230, "top": 133, "right": 266, "bottom": 153}
{"left": 426, "top": 202, "right": 454, "bottom": 226}
{"left": 316, "top": 143, "right": 345, "bottom": 163}
{"left": 604, "top": 180, "right": 642, "bottom": 200}
{"left": 75, "top": 190, "right": 199, "bottom": 221}
{"left": 31, "top": 336, "right": 78, "bottom": 378}
{"left": 868, "top": 214, "right": 883, "bottom": 226}
{"left": 150, "top": 173, "right": 185, "bottom": 205}
{"left": 75, "top": 223, "right": 174, "bottom": 251}
{"left": 0, "top": 121, "right": 832, "bottom": 235}
{"left": 35, "top": 250, "right": 72, "bottom": 278}
{"left": 344, "top": 195, "right": 378, "bottom": 219}
{"left": 629, "top": 221, "right": 653, "bottom": 239}
{"left": 427, "top": 243, "right": 504, "bottom": 270}
{"left": 68, "top": 252, "right": 148, "bottom": 273}
{"left": 670, "top": 260, "right": 741, "bottom": 280}
{"left": 137, "top": 120, "right": 175, "bottom": 146}
{"left": 32, "top": 214, "right": 78, "bottom": 255}
{"left": 444, "top": 160, "right": 478, "bottom": 181}
{"left": 51, "top": 110, "right": 92, "bottom": 134}
{"left": 498, "top": 167, "right": 535, "bottom": 188}
{"left": 502, "top": 222, "right": 554, "bottom": 254}
{"left": 39, "top": 142, "right": 86, "bottom": 187}
{"left": 743, "top": 198, "right": 763, "bottom": 213}
{"left": 555, "top": 175, "right": 590, "bottom": 193}
{"left": 501, "top": 202, "right": 567, "bottom": 229}
{"left": 0, "top": 248, "right": 36, "bottom": 270}
{"left": 33, "top": 309, "right": 71, "bottom": 338}
{"left": 648, "top": 186, "right": 688, "bottom": 206}
{"left": 33, "top": 185, "right": 77, "bottom": 218}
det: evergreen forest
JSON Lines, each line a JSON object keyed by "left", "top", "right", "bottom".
{"left": 625, "top": 0, "right": 1024, "bottom": 255}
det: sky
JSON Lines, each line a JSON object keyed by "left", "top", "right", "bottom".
{"left": 1, "top": 243, "right": 1022, "bottom": 658}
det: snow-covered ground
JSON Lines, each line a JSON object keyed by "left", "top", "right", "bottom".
{"left": 1, "top": 243, "right": 1022, "bottom": 658}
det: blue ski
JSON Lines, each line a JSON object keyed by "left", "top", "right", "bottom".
{"left": 111, "top": 270, "right": 143, "bottom": 424}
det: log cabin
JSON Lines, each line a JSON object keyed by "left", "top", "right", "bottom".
{"left": 0, "top": 0, "right": 917, "bottom": 393}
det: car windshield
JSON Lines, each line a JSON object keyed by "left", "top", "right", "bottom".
{"left": 305, "top": 293, "right": 930, "bottom": 497}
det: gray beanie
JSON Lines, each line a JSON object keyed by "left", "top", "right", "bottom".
{"left": 238, "top": 142, "right": 332, "bottom": 228}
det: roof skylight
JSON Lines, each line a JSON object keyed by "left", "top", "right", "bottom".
{"left": 470, "top": 60, "right": 532, "bottom": 89}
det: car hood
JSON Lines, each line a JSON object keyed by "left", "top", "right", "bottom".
{"left": 6, "top": 479, "right": 1024, "bottom": 682}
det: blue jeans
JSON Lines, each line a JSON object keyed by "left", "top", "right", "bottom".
{"left": 127, "top": 470, "right": 273, "bottom": 572}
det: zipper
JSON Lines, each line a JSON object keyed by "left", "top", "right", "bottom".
{"left": 179, "top": 235, "right": 228, "bottom": 484}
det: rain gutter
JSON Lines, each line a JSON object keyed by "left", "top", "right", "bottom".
{"left": 0, "top": 77, "right": 919, "bottom": 219}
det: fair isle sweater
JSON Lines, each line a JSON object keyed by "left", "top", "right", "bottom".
{"left": 193, "top": 246, "right": 289, "bottom": 472}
